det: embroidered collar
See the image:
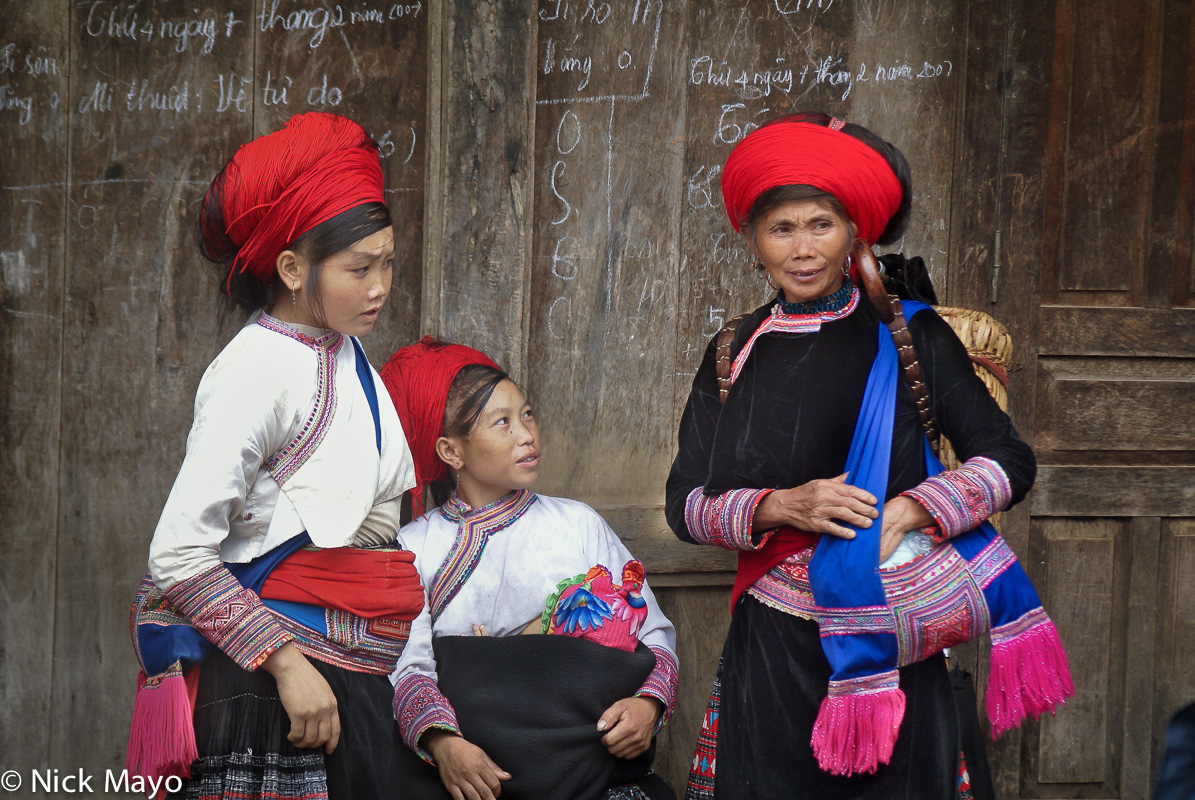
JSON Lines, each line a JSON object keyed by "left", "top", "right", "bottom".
{"left": 728, "top": 287, "right": 861, "bottom": 386}
{"left": 430, "top": 489, "right": 538, "bottom": 623}
{"left": 440, "top": 489, "right": 536, "bottom": 524}
{"left": 774, "top": 277, "right": 855, "bottom": 316}
{"left": 257, "top": 311, "right": 343, "bottom": 352}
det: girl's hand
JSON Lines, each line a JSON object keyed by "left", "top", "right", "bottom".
{"left": 262, "top": 643, "right": 340, "bottom": 754}
{"left": 752, "top": 473, "right": 878, "bottom": 539}
{"left": 424, "top": 731, "right": 511, "bottom": 800}
{"left": 878, "top": 496, "right": 935, "bottom": 562}
{"left": 597, "top": 696, "right": 662, "bottom": 759}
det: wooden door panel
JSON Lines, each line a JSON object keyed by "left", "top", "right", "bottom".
{"left": 1043, "top": 0, "right": 1164, "bottom": 307}
{"left": 1034, "top": 357, "right": 1195, "bottom": 453}
{"left": 1036, "top": 519, "right": 1123, "bottom": 786}
{"left": 1038, "top": 307, "right": 1195, "bottom": 357}
{"left": 1155, "top": 520, "right": 1195, "bottom": 768}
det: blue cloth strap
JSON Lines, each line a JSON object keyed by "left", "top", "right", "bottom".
{"left": 351, "top": 337, "right": 382, "bottom": 454}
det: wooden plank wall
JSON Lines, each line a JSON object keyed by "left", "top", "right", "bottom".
{"left": 14, "top": 0, "right": 1192, "bottom": 797}
{"left": 949, "top": 0, "right": 1195, "bottom": 797}
{"left": 428, "top": 0, "right": 969, "bottom": 790}
{"left": 0, "top": 2, "right": 427, "bottom": 793}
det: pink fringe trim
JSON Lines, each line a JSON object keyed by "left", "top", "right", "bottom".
{"left": 810, "top": 685, "right": 906, "bottom": 776}
{"left": 985, "top": 617, "right": 1075, "bottom": 738}
{"left": 125, "top": 670, "right": 197, "bottom": 794}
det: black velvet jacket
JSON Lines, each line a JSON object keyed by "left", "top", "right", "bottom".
{"left": 665, "top": 292, "right": 1036, "bottom": 543}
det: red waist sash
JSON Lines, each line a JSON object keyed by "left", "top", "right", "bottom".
{"left": 260, "top": 547, "right": 424, "bottom": 621}
{"left": 732, "top": 526, "right": 819, "bottom": 612}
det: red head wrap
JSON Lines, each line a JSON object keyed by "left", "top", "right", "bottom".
{"left": 720, "top": 121, "right": 902, "bottom": 245}
{"left": 380, "top": 337, "right": 502, "bottom": 516}
{"left": 202, "top": 112, "right": 386, "bottom": 293}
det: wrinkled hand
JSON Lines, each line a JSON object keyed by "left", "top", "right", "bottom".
{"left": 597, "top": 696, "right": 662, "bottom": 759}
{"left": 878, "top": 496, "right": 935, "bottom": 562}
{"left": 262, "top": 643, "right": 340, "bottom": 754}
{"left": 424, "top": 731, "right": 511, "bottom": 800}
{"left": 752, "top": 473, "right": 878, "bottom": 539}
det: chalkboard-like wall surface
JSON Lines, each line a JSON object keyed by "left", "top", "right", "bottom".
{"left": 5, "top": 2, "right": 1195, "bottom": 798}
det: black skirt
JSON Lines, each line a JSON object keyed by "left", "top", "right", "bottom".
{"left": 175, "top": 648, "right": 406, "bottom": 800}
{"left": 713, "top": 595, "right": 958, "bottom": 800}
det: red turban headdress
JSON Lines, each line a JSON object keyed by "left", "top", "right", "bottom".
{"left": 380, "top": 337, "right": 501, "bottom": 516}
{"left": 201, "top": 112, "right": 386, "bottom": 293}
{"left": 720, "top": 121, "right": 903, "bottom": 245}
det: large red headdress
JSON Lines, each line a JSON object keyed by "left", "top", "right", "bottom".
{"left": 201, "top": 112, "right": 386, "bottom": 292}
{"left": 380, "top": 337, "right": 502, "bottom": 516}
{"left": 720, "top": 120, "right": 903, "bottom": 245}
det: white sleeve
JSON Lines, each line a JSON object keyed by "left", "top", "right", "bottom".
{"left": 148, "top": 357, "right": 292, "bottom": 589}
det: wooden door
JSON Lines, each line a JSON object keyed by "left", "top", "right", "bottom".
{"left": 951, "top": 1, "right": 1195, "bottom": 797}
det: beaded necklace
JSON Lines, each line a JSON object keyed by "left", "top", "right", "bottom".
{"left": 775, "top": 276, "right": 855, "bottom": 316}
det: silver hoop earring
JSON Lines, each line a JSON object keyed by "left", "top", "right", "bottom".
{"left": 842, "top": 255, "right": 852, "bottom": 278}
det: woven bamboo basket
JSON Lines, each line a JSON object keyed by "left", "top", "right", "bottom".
{"left": 932, "top": 306, "right": 1014, "bottom": 531}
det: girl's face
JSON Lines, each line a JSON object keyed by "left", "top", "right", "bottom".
{"left": 745, "top": 199, "right": 855, "bottom": 305}
{"left": 282, "top": 226, "right": 395, "bottom": 336}
{"left": 438, "top": 379, "right": 541, "bottom": 509}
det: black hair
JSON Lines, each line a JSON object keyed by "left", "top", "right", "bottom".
{"left": 741, "top": 111, "right": 912, "bottom": 247}
{"left": 426, "top": 359, "right": 512, "bottom": 507}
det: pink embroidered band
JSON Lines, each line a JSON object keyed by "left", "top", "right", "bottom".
{"left": 393, "top": 672, "right": 461, "bottom": 763}
{"left": 684, "top": 487, "right": 774, "bottom": 550}
{"left": 163, "top": 565, "right": 292, "bottom": 671}
{"left": 636, "top": 645, "right": 680, "bottom": 729}
{"left": 901, "top": 456, "right": 1012, "bottom": 541}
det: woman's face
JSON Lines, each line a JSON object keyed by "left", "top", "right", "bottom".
{"left": 290, "top": 226, "right": 395, "bottom": 336}
{"left": 745, "top": 199, "right": 855, "bottom": 305}
{"left": 442, "top": 379, "right": 541, "bottom": 508}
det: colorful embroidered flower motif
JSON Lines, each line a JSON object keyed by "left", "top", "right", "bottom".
{"left": 553, "top": 586, "right": 613, "bottom": 633}
{"left": 545, "top": 560, "right": 648, "bottom": 652}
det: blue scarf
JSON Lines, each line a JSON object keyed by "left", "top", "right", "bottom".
{"left": 806, "top": 303, "right": 1074, "bottom": 776}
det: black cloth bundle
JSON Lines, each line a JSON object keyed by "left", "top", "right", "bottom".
{"left": 395, "top": 634, "right": 662, "bottom": 800}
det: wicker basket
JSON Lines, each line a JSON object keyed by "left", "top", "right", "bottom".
{"left": 933, "top": 306, "right": 1013, "bottom": 465}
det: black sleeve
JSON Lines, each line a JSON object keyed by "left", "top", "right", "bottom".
{"left": 665, "top": 338, "right": 723, "bottom": 544}
{"left": 909, "top": 310, "right": 1037, "bottom": 506}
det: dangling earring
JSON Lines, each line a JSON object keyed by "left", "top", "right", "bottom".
{"left": 764, "top": 270, "right": 779, "bottom": 291}
{"left": 841, "top": 254, "right": 852, "bottom": 278}
{"left": 290, "top": 284, "right": 299, "bottom": 313}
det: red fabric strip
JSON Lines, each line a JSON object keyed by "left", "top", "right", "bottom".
{"left": 731, "top": 526, "right": 819, "bottom": 612}
{"left": 260, "top": 548, "right": 424, "bottom": 621}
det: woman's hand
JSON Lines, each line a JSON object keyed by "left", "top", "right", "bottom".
{"left": 878, "top": 496, "right": 935, "bottom": 562}
{"left": 261, "top": 642, "right": 340, "bottom": 754}
{"left": 752, "top": 473, "right": 878, "bottom": 539}
{"left": 597, "top": 696, "right": 663, "bottom": 759}
{"left": 424, "top": 730, "right": 511, "bottom": 800}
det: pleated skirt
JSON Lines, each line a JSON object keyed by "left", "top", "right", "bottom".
{"left": 173, "top": 648, "right": 406, "bottom": 800}
{"left": 702, "top": 595, "right": 959, "bottom": 800}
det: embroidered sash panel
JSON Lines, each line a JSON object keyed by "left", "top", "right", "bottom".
{"left": 429, "top": 490, "right": 539, "bottom": 624}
